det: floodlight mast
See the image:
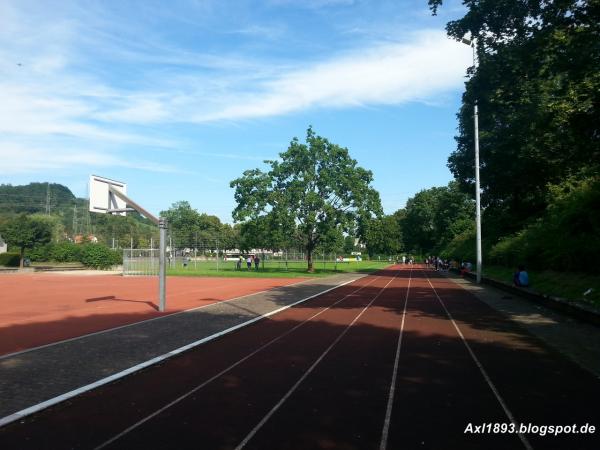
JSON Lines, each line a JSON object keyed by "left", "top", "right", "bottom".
{"left": 107, "top": 186, "right": 167, "bottom": 311}
{"left": 461, "top": 35, "right": 483, "bottom": 284}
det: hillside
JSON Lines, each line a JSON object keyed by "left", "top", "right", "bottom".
{"left": 0, "top": 182, "right": 77, "bottom": 214}
{"left": 0, "top": 182, "right": 157, "bottom": 247}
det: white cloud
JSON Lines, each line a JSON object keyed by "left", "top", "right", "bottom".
{"left": 0, "top": 143, "right": 181, "bottom": 174}
{"left": 192, "top": 30, "right": 471, "bottom": 122}
{"left": 0, "top": 0, "right": 471, "bottom": 176}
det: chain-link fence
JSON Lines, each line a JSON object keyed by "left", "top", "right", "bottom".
{"left": 122, "top": 246, "right": 355, "bottom": 275}
{"left": 122, "top": 249, "right": 160, "bottom": 276}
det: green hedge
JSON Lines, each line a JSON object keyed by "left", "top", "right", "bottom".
{"left": 26, "top": 242, "right": 122, "bottom": 269}
{"left": 79, "top": 244, "right": 122, "bottom": 269}
{"left": 0, "top": 252, "right": 21, "bottom": 267}
{"left": 28, "top": 242, "right": 83, "bottom": 262}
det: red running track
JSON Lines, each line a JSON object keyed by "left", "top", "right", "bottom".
{"left": 0, "top": 266, "right": 598, "bottom": 449}
{"left": 0, "top": 274, "right": 305, "bottom": 356}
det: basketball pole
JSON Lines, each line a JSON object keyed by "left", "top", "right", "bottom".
{"left": 159, "top": 218, "right": 167, "bottom": 312}
{"left": 107, "top": 186, "right": 167, "bottom": 312}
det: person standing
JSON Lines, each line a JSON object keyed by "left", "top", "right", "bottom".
{"left": 246, "top": 255, "right": 253, "bottom": 270}
{"left": 254, "top": 255, "right": 260, "bottom": 270}
{"left": 513, "top": 265, "right": 530, "bottom": 287}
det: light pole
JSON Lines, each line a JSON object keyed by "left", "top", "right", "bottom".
{"left": 461, "top": 36, "right": 482, "bottom": 284}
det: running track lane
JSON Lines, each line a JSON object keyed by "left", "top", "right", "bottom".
{"left": 1, "top": 267, "right": 599, "bottom": 449}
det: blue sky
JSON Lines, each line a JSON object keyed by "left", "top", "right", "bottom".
{"left": 0, "top": 0, "right": 471, "bottom": 223}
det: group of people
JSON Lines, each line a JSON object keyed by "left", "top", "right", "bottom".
{"left": 397, "top": 255, "right": 415, "bottom": 265}
{"left": 425, "top": 256, "right": 450, "bottom": 271}
{"left": 236, "top": 254, "right": 261, "bottom": 270}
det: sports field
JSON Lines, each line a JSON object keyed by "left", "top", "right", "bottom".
{"left": 1, "top": 266, "right": 598, "bottom": 449}
{"left": 167, "top": 259, "right": 390, "bottom": 277}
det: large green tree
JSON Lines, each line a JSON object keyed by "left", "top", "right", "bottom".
{"left": 430, "top": 0, "right": 600, "bottom": 235}
{"left": 401, "top": 182, "right": 473, "bottom": 254}
{"left": 231, "top": 127, "right": 382, "bottom": 272}
{"left": 161, "top": 201, "right": 228, "bottom": 250}
{"left": 363, "top": 214, "right": 403, "bottom": 257}
{"left": 0, "top": 215, "right": 53, "bottom": 268}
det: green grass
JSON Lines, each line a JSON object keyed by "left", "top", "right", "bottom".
{"left": 483, "top": 265, "right": 600, "bottom": 306}
{"left": 167, "top": 260, "right": 391, "bottom": 278}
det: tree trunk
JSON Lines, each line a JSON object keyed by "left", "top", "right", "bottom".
{"left": 307, "top": 248, "right": 314, "bottom": 272}
{"left": 19, "top": 247, "right": 25, "bottom": 269}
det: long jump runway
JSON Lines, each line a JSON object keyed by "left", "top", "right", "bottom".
{"left": 1, "top": 267, "right": 598, "bottom": 449}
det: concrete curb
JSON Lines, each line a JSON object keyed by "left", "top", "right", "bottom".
{"left": 450, "top": 269, "right": 600, "bottom": 327}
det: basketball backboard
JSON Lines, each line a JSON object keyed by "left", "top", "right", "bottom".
{"left": 89, "top": 175, "right": 128, "bottom": 216}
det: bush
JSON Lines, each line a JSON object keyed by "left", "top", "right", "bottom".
{"left": 487, "top": 177, "right": 600, "bottom": 273}
{"left": 79, "top": 244, "right": 122, "bottom": 269}
{"left": 440, "top": 228, "right": 476, "bottom": 262}
{"left": 50, "top": 242, "right": 82, "bottom": 262}
{"left": 27, "top": 243, "right": 52, "bottom": 261}
{"left": 0, "top": 252, "right": 20, "bottom": 267}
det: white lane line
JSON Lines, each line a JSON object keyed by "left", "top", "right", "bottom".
{"left": 0, "top": 278, "right": 314, "bottom": 361}
{"left": 92, "top": 275, "right": 381, "bottom": 449}
{"left": 235, "top": 269, "right": 401, "bottom": 450}
{"left": 0, "top": 276, "right": 366, "bottom": 430}
{"left": 425, "top": 275, "right": 533, "bottom": 450}
{"left": 379, "top": 266, "right": 413, "bottom": 450}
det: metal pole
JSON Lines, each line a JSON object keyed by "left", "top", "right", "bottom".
{"left": 216, "top": 239, "right": 219, "bottom": 272}
{"left": 461, "top": 36, "right": 483, "bottom": 284}
{"left": 474, "top": 103, "right": 482, "bottom": 283}
{"left": 159, "top": 218, "right": 167, "bottom": 312}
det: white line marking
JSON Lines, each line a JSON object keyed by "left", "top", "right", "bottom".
{"left": 425, "top": 275, "right": 533, "bottom": 450}
{"left": 92, "top": 275, "right": 381, "bottom": 449}
{"left": 235, "top": 270, "right": 401, "bottom": 450}
{"left": 0, "top": 278, "right": 313, "bottom": 361}
{"left": 0, "top": 276, "right": 363, "bottom": 430}
{"left": 380, "top": 267, "right": 412, "bottom": 450}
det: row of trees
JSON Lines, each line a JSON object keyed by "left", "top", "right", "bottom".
{"left": 0, "top": 215, "right": 121, "bottom": 269}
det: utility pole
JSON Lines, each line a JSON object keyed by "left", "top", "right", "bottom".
{"left": 45, "top": 182, "right": 51, "bottom": 215}
{"left": 72, "top": 204, "right": 78, "bottom": 239}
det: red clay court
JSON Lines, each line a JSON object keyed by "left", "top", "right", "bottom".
{"left": 0, "top": 272, "right": 305, "bottom": 356}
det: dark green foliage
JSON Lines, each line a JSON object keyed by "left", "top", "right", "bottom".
{"left": 432, "top": 0, "right": 600, "bottom": 232}
{"left": 0, "top": 215, "right": 53, "bottom": 267}
{"left": 487, "top": 178, "right": 600, "bottom": 273}
{"left": 425, "top": 1, "right": 600, "bottom": 278}
{"left": 79, "top": 244, "right": 122, "bottom": 269}
{"left": 363, "top": 214, "right": 403, "bottom": 257}
{"left": 400, "top": 182, "right": 473, "bottom": 254}
{"left": 343, "top": 236, "right": 356, "bottom": 255}
{"left": 0, "top": 252, "right": 20, "bottom": 267}
{"left": 439, "top": 228, "right": 476, "bottom": 263}
{"left": 28, "top": 242, "right": 82, "bottom": 262}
